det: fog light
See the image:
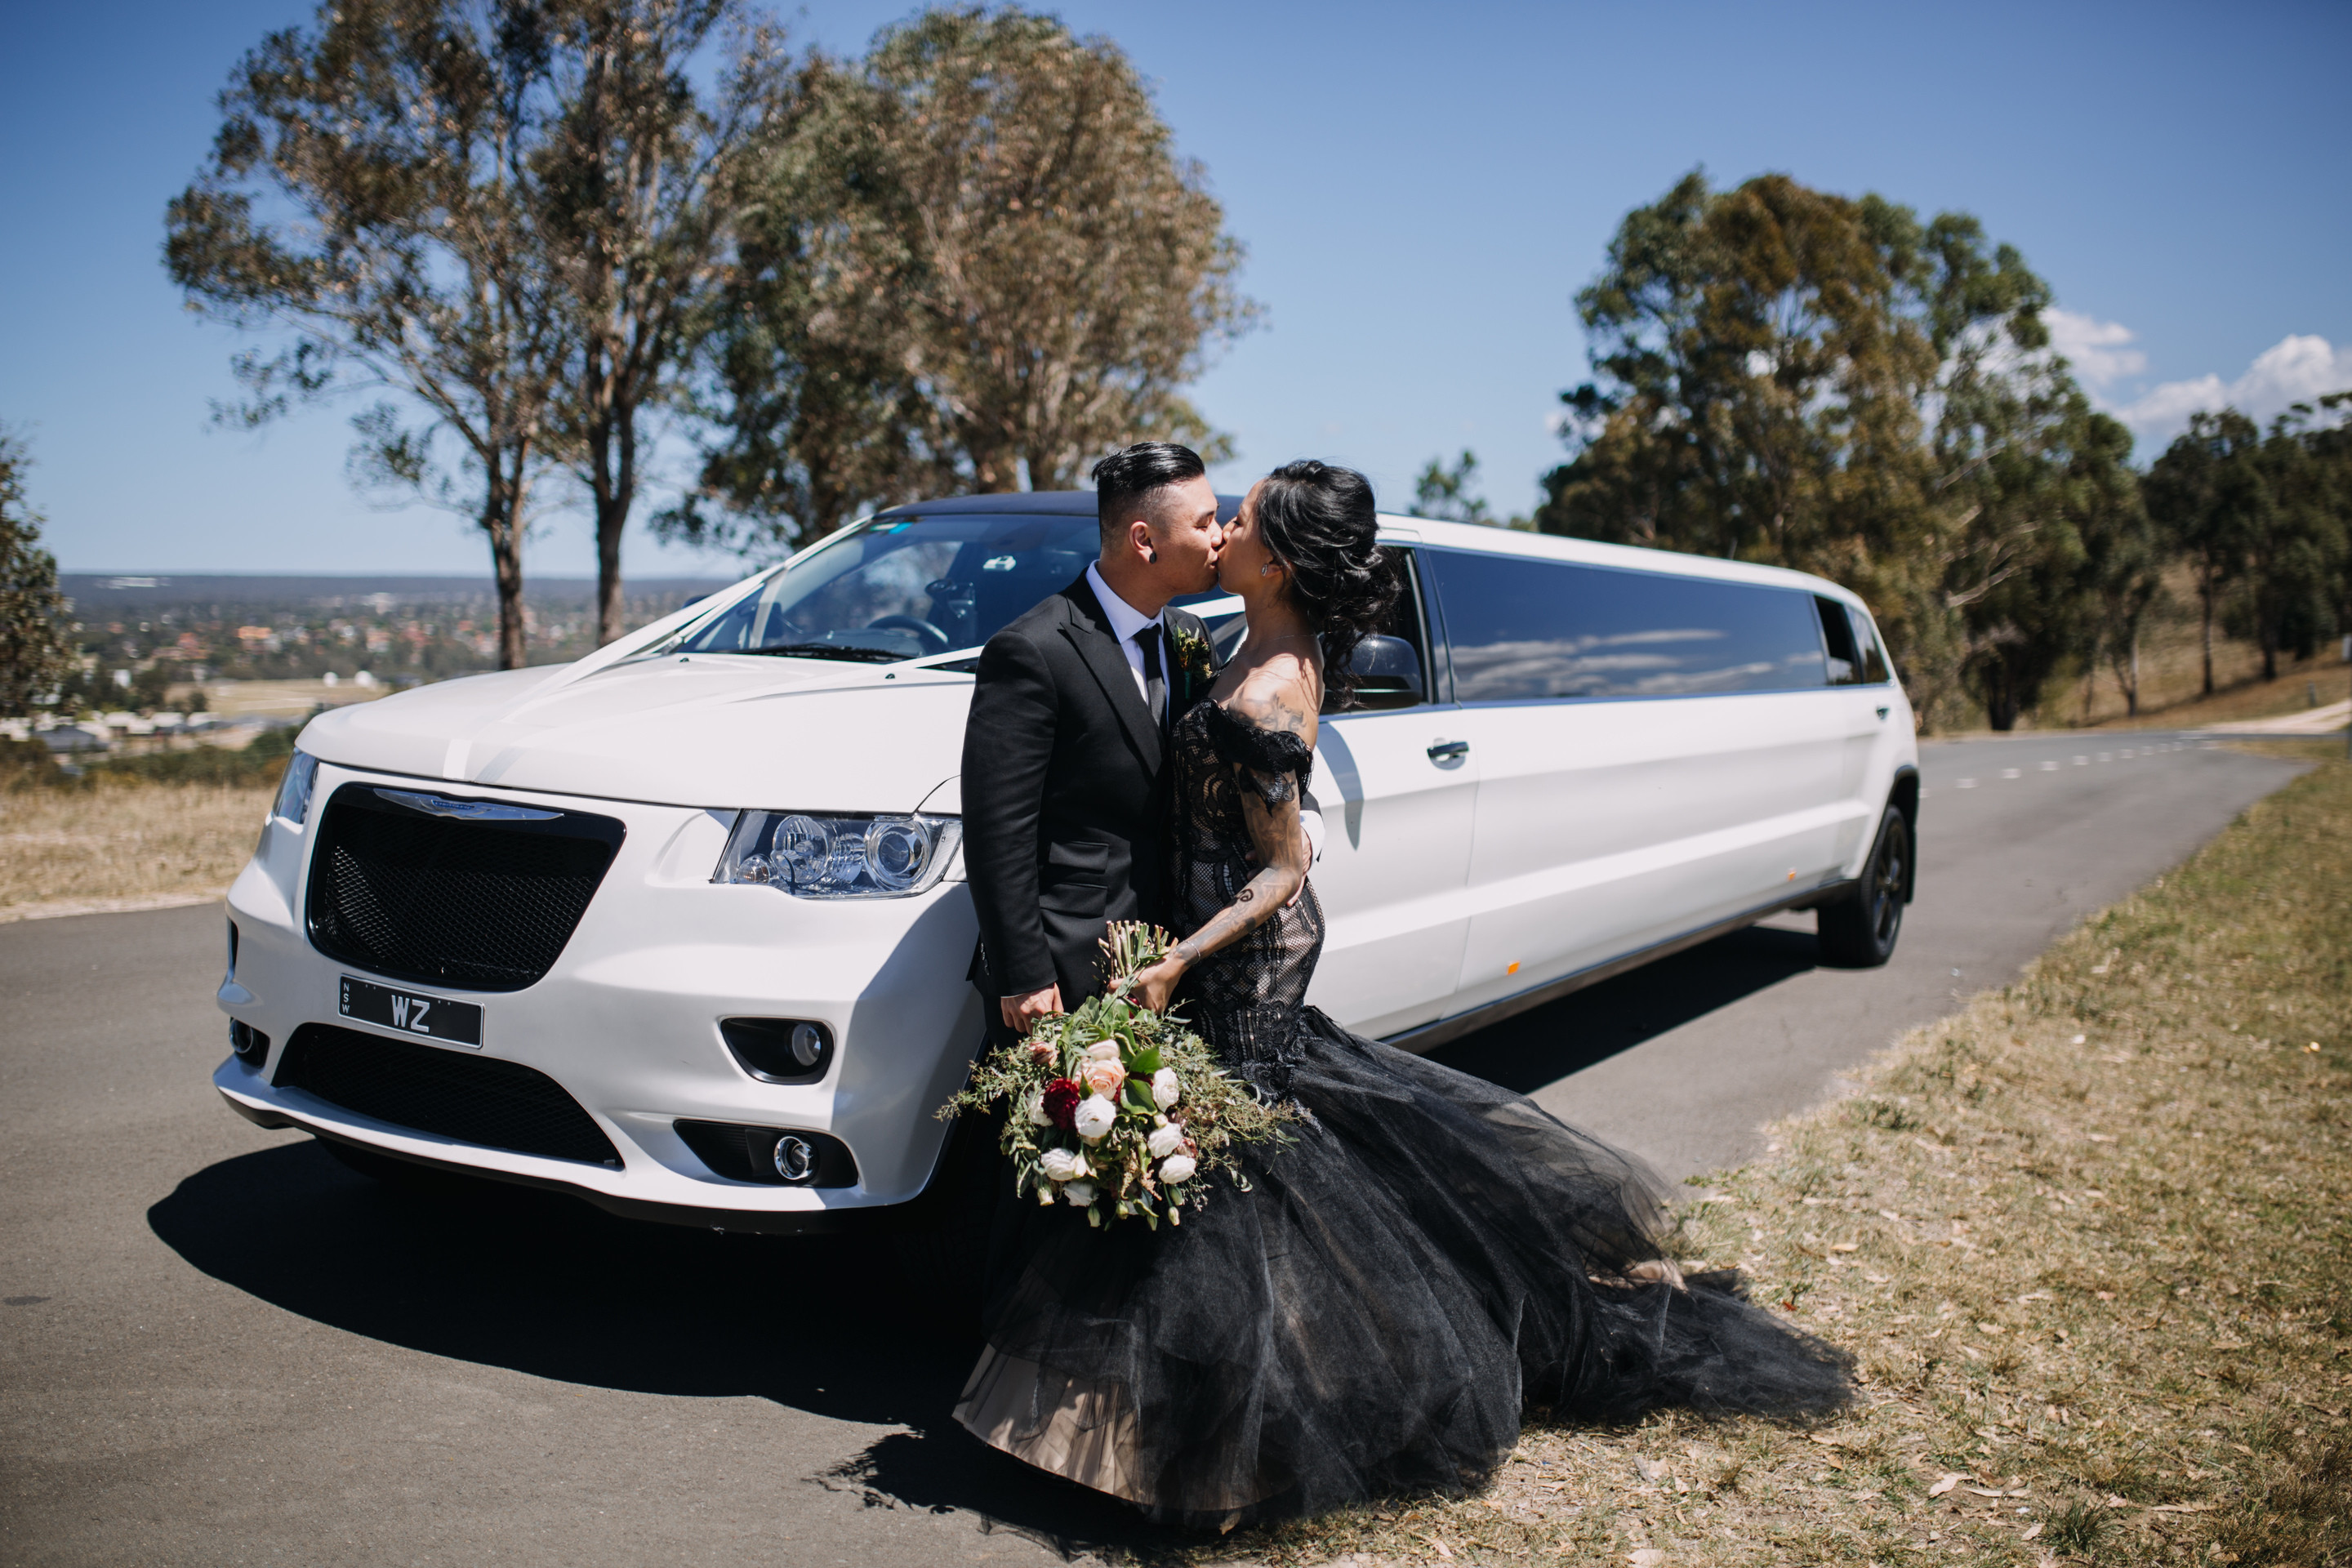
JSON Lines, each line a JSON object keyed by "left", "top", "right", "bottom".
{"left": 773, "top": 1134, "right": 817, "bottom": 1183}
{"left": 719, "top": 1018, "right": 833, "bottom": 1083}
{"left": 228, "top": 1018, "right": 271, "bottom": 1067}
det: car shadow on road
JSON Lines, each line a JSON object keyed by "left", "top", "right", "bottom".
{"left": 145, "top": 921, "right": 1824, "bottom": 1552}
{"left": 1428, "top": 923, "right": 1822, "bottom": 1093}
{"left": 147, "top": 1141, "right": 1166, "bottom": 1558}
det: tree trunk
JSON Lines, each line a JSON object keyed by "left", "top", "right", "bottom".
{"left": 594, "top": 408, "right": 635, "bottom": 646}
{"left": 581, "top": 333, "right": 639, "bottom": 646}
{"left": 2123, "top": 634, "right": 2140, "bottom": 716}
{"left": 967, "top": 435, "right": 1017, "bottom": 492}
{"left": 2199, "top": 569, "right": 2216, "bottom": 696}
{"left": 1984, "top": 663, "right": 2019, "bottom": 732}
{"left": 483, "top": 450, "right": 530, "bottom": 671}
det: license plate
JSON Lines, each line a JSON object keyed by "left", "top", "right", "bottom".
{"left": 339, "top": 976, "right": 483, "bottom": 1048}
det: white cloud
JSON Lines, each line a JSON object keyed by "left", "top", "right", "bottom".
{"left": 2053, "top": 313, "right": 2352, "bottom": 444}
{"left": 2045, "top": 308, "right": 2146, "bottom": 389}
{"left": 2117, "top": 334, "right": 2352, "bottom": 439}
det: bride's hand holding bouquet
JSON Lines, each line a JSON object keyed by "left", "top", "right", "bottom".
{"left": 938, "top": 922, "right": 1294, "bottom": 1229}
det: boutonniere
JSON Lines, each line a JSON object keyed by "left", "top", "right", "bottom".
{"left": 1168, "top": 621, "right": 1216, "bottom": 694}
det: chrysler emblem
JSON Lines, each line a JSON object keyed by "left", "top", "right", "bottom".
{"left": 375, "top": 788, "right": 564, "bottom": 822}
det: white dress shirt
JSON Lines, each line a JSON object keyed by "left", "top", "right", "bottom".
{"left": 1085, "top": 561, "right": 1160, "bottom": 706}
{"left": 1084, "top": 562, "right": 1324, "bottom": 862}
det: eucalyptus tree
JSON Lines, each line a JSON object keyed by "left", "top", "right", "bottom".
{"left": 0, "top": 430, "right": 71, "bottom": 719}
{"left": 2144, "top": 411, "right": 2261, "bottom": 695}
{"left": 2147, "top": 403, "right": 2350, "bottom": 688}
{"left": 1413, "top": 451, "right": 1494, "bottom": 524}
{"left": 2241, "top": 405, "right": 2350, "bottom": 680}
{"left": 1536, "top": 170, "right": 2097, "bottom": 729}
{"left": 2072, "top": 415, "right": 2164, "bottom": 715}
{"left": 676, "top": 6, "right": 1256, "bottom": 556}
{"left": 167, "top": 0, "right": 568, "bottom": 669}
{"left": 537, "top": 0, "right": 795, "bottom": 644}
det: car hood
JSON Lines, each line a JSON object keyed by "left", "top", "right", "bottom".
{"left": 296, "top": 654, "right": 974, "bottom": 812}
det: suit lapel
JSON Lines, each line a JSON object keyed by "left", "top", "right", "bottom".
{"left": 1061, "top": 577, "right": 1163, "bottom": 773}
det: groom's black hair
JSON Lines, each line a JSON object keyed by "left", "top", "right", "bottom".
{"left": 1092, "top": 442, "right": 1206, "bottom": 543}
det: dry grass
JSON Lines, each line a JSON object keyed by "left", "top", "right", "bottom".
{"left": 0, "top": 782, "right": 270, "bottom": 918}
{"left": 170, "top": 678, "right": 390, "bottom": 719}
{"left": 2091, "top": 657, "right": 2352, "bottom": 734}
{"left": 1187, "top": 759, "right": 2351, "bottom": 1567}
{"left": 2028, "top": 559, "right": 2343, "bottom": 732}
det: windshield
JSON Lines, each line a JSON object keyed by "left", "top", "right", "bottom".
{"left": 663, "top": 512, "right": 1234, "bottom": 662}
{"left": 668, "top": 514, "right": 1098, "bottom": 662}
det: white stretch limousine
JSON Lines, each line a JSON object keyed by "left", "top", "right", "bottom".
{"left": 213, "top": 494, "right": 1918, "bottom": 1229}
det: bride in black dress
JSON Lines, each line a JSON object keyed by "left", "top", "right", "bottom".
{"left": 955, "top": 460, "right": 1852, "bottom": 1527}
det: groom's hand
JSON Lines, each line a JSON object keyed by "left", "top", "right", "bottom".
{"left": 1000, "top": 985, "right": 1065, "bottom": 1036}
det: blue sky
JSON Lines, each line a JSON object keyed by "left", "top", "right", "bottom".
{"left": 2, "top": 0, "right": 2346, "bottom": 576}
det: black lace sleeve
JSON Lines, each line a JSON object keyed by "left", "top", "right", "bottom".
{"left": 1202, "top": 702, "right": 1313, "bottom": 808}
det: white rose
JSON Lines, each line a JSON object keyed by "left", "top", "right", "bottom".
{"left": 1152, "top": 1068, "right": 1180, "bottom": 1109}
{"left": 1071, "top": 1094, "right": 1116, "bottom": 1140}
{"left": 1025, "top": 1089, "right": 1052, "bottom": 1127}
{"left": 1039, "top": 1147, "right": 1089, "bottom": 1183}
{"left": 1062, "top": 1179, "right": 1098, "bottom": 1206}
{"left": 1147, "top": 1123, "right": 1185, "bottom": 1159}
{"left": 1158, "top": 1153, "right": 1196, "bottom": 1184}
{"left": 1083, "top": 1040, "right": 1121, "bottom": 1062}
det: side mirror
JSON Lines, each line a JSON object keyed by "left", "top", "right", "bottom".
{"left": 1342, "top": 634, "right": 1423, "bottom": 711}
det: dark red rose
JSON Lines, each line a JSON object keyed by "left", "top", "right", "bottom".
{"left": 1042, "top": 1078, "right": 1083, "bottom": 1130}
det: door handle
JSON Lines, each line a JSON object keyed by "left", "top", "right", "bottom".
{"left": 1426, "top": 739, "right": 1468, "bottom": 762}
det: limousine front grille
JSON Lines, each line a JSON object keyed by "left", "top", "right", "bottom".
{"left": 306, "top": 785, "right": 623, "bottom": 992}
{"left": 274, "top": 1023, "right": 622, "bottom": 1168}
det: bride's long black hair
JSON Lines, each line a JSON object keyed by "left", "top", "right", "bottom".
{"left": 1254, "top": 460, "right": 1399, "bottom": 708}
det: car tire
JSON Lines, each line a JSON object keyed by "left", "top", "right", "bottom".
{"left": 1818, "top": 804, "right": 1909, "bottom": 969}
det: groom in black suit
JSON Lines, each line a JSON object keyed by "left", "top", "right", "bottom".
{"left": 963, "top": 443, "right": 1223, "bottom": 1044}
{"left": 964, "top": 443, "right": 1315, "bottom": 1045}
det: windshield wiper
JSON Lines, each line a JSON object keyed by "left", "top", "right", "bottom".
{"left": 742, "top": 642, "right": 906, "bottom": 664}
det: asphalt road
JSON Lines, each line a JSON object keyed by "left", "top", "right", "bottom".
{"left": 0, "top": 732, "right": 2309, "bottom": 1566}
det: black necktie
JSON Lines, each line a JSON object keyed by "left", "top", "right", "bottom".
{"left": 1136, "top": 624, "right": 1167, "bottom": 727}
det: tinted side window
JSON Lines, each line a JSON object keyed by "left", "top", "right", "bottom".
{"left": 1847, "top": 605, "right": 1890, "bottom": 684}
{"left": 1428, "top": 550, "right": 1829, "bottom": 702}
{"left": 1815, "top": 595, "right": 1863, "bottom": 685}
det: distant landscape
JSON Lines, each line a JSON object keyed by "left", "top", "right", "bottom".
{"left": 53, "top": 572, "right": 737, "bottom": 708}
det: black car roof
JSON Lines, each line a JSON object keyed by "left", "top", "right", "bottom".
{"left": 871, "top": 490, "right": 1244, "bottom": 520}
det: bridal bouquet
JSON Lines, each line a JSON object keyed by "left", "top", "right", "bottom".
{"left": 940, "top": 922, "right": 1294, "bottom": 1228}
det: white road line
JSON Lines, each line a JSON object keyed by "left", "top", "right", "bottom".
{"left": 2001, "top": 768, "right": 2022, "bottom": 779}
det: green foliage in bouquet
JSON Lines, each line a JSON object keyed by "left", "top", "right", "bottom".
{"left": 940, "top": 922, "right": 1295, "bottom": 1228}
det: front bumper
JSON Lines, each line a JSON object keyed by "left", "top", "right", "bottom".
{"left": 214, "top": 762, "right": 982, "bottom": 1227}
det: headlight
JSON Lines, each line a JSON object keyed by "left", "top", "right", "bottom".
{"left": 714, "top": 812, "right": 962, "bottom": 898}
{"left": 273, "top": 749, "right": 319, "bottom": 826}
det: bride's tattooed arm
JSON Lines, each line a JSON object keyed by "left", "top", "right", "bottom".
{"left": 1124, "top": 677, "right": 1316, "bottom": 1012}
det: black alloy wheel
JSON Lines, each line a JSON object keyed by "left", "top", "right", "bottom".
{"left": 1818, "top": 804, "right": 1909, "bottom": 968}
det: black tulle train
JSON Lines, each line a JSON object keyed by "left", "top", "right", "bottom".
{"left": 955, "top": 698, "right": 1852, "bottom": 1527}
{"left": 956, "top": 1008, "right": 1853, "bottom": 1527}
